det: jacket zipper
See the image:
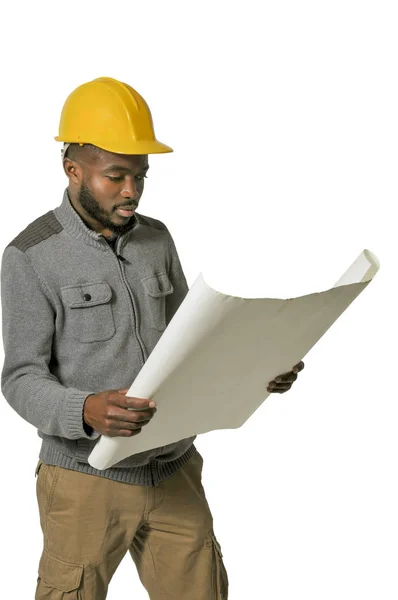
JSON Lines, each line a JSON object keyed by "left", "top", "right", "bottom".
{"left": 103, "top": 236, "right": 159, "bottom": 486}
{"left": 105, "top": 236, "right": 147, "bottom": 366}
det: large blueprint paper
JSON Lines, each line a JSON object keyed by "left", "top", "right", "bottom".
{"left": 88, "top": 249, "right": 379, "bottom": 470}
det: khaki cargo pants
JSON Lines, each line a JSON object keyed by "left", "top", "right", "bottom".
{"left": 34, "top": 451, "right": 228, "bottom": 599}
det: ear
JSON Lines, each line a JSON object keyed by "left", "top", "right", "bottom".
{"left": 63, "top": 157, "right": 82, "bottom": 185}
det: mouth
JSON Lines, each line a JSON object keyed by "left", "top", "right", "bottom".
{"left": 116, "top": 206, "right": 136, "bottom": 217}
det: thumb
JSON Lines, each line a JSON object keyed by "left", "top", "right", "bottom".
{"left": 118, "top": 388, "right": 129, "bottom": 394}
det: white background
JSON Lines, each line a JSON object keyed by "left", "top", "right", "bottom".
{"left": 0, "top": 1, "right": 396, "bottom": 598}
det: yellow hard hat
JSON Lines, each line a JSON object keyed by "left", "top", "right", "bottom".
{"left": 54, "top": 76, "right": 173, "bottom": 155}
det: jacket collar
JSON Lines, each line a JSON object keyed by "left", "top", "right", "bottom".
{"left": 54, "top": 187, "right": 140, "bottom": 251}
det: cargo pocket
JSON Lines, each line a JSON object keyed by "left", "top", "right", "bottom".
{"left": 36, "top": 550, "right": 84, "bottom": 599}
{"left": 212, "top": 533, "right": 229, "bottom": 599}
{"left": 61, "top": 281, "right": 116, "bottom": 343}
{"left": 140, "top": 272, "right": 174, "bottom": 331}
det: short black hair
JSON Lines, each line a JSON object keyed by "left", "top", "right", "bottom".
{"left": 64, "top": 143, "right": 104, "bottom": 162}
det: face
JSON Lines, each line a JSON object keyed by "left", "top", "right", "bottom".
{"left": 64, "top": 148, "right": 149, "bottom": 236}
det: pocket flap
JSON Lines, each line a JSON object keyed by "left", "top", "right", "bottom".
{"left": 141, "top": 273, "right": 174, "bottom": 297}
{"left": 61, "top": 281, "right": 112, "bottom": 308}
{"left": 38, "top": 550, "right": 83, "bottom": 592}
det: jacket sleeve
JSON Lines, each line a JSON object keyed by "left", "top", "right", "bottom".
{"left": 165, "top": 229, "right": 189, "bottom": 326}
{"left": 0, "top": 245, "right": 100, "bottom": 440}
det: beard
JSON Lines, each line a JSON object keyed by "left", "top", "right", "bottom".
{"left": 78, "top": 179, "right": 137, "bottom": 235}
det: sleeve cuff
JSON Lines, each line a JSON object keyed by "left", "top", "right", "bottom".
{"left": 66, "top": 390, "right": 101, "bottom": 440}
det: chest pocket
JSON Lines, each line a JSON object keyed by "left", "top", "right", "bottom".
{"left": 60, "top": 281, "right": 116, "bottom": 343}
{"left": 140, "top": 272, "right": 174, "bottom": 331}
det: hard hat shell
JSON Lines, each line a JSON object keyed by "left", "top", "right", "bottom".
{"left": 54, "top": 76, "right": 173, "bottom": 155}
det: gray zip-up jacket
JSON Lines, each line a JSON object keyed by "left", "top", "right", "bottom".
{"left": 0, "top": 188, "right": 197, "bottom": 486}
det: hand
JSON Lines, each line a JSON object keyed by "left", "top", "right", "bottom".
{"left": 266, "top": 361, "right": 305, "bottom": 394}
{"left": 83, "top": 388, "right": 157, "bottom": 438}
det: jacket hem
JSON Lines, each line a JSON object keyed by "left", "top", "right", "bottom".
{"left": 39, "top": 440, "right": 198, "bottom": 487}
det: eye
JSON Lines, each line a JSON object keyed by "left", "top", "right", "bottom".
{"left": 107, "top": 175, "right": 148, "bottom": 182}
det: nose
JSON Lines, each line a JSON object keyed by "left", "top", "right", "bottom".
{"left": 120, "top": 176, "right": 140, "bottom": 201}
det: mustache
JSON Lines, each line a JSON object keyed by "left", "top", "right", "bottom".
{"left": 116, "top": 201, "right": 138, "bottom": 209}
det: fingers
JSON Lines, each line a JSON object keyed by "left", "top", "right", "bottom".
{"left": 114, "top": 427, "right": 143, "bottom": 438}
{"left": 276, "top": 372, "right": 297, "bottom": 384}
{"left": 105, "top": 392, "right": 157, "bottom": 435}
{"left": 109, "top": 408, "right": 156, "bottom": 428}
{"left": 268, "top": 372, "right": 297, "bottom": 388}
{"left": 267, "top": 384, "right": 292, "bottom": 393}
{"left": 268, "top": 360, "right": 304, "bottom": 383}
{"left": 293, "top": 361, "right": 305, "bottom": 373}
{"left": 267, "top": 361, "right": 304, "bottom": 393}
{"left": 275, "top": 361, "right": 304, "bottom": 382}
{"left": 113, "top": 393, "right": 156, "bottom": 410}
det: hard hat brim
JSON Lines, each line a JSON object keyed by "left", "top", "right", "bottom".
{"left": 54, "top": 137, "right": 173, "bottom": 155}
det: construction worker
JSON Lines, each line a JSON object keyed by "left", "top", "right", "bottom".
{"left": 0, "top": 76, "right": 303, "bottom": 599}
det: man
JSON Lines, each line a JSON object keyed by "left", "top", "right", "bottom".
{"left": 1, "top": 76, "right": 303, "bottom": 599}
